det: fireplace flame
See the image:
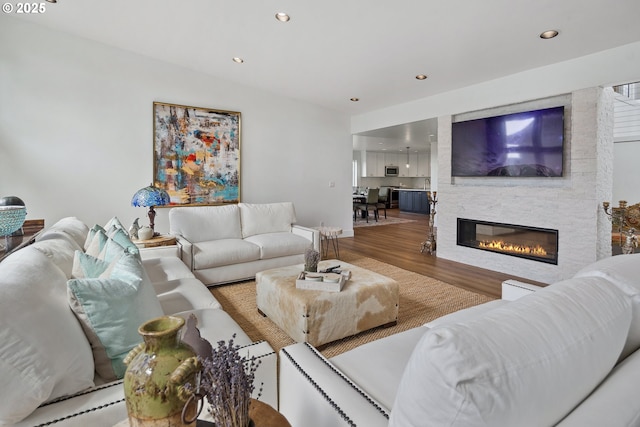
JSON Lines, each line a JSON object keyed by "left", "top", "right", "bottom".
{"left": 478, "top": 240, "right": 548, "bottom": 257}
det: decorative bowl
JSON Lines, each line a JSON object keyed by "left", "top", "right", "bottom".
{"left": 0, "top": 206, "right": 27, "bottom": 237}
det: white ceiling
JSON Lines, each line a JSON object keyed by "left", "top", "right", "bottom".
{"left": 353, "top": 118, "right": 438, "bottom": 154}
{"left": 9, "top": 0, "right": 640, "bottom": 148}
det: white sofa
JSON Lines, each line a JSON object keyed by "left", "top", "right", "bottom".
{"left": 279, "top": 253, "right": 640, "bottom": 427}
{"left": 0, "top": 216, "right": 277, "bottom": 427}
{"left": 169, "top": 202, "right": 320, "bottom": 286}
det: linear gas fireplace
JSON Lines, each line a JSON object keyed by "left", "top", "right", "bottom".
{"left": 457, "top": 218, "right": 558, "bottom": 265}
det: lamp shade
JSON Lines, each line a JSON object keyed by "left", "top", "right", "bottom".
{"left": 0, "top": 206, "right": 27, "bottom": 237}
{"left": 131, "top": 185, "right": 170, "bottom": 208}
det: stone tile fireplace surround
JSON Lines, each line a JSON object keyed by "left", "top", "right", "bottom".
{"left": 436, "top": 88, "right": 614, "bottom": 284}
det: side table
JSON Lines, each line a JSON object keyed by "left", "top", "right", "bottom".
{"left": 314, "top": 226, "right": 342, "bottom": 259}
{"left": 133, "top": 234, "right": 179, "bottom": 260}
{"left": 114, "top": 399, "right": 290, "bottom": 427}
{"left": 248, "top": 398, "right": 292, "bottom": 427}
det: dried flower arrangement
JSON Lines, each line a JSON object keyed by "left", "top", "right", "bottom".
{"left": 304, "top": 247, "right": 320, "bottom": 272}
{"left": 199, "top": 335, "right": 262, "bottom": 427}
{"left": 182, "top": 323, "right": 263, "bottom": 427}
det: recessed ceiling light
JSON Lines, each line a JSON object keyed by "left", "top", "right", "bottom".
{"left": 415, "top": 74, "right": 428, "bottom": 80}
{"left": 540, "top": 30, "right": 559, "bottom": 39}
{"left": 350, "top": 97, "right": 359, "bottom": 102}
{"left": 275, "top": 12, "right": 290, "bottom": 22}
{"left": 232, "top": 57, "right": 244, "bottom": 63}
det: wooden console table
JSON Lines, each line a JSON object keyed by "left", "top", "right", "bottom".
{"left": 0, "top": 219, "right": 44, "bottom": 262}
{"left": 133, "top": 234, "right": 177, "bottom": 248}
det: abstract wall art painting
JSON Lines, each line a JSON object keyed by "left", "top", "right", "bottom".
{"left": 153, "top": 102, "right": 241, "bottom": 206}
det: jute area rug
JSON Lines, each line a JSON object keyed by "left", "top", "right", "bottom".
{"left": 210, "top": 250, "right": 495, "bottom": 358}
{"left": 353, "top": 216, "right": 417, "bottom": 228}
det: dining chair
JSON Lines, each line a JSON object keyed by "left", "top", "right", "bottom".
{"left": 376, "top": 187, "right": 388, "bottom": 219}
{"left": 355, "top": 188, "right": 379, "bottom": 223}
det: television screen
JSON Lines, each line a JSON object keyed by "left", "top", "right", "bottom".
{"left": 451, "top": 106, "right": 564, "bottom": 177}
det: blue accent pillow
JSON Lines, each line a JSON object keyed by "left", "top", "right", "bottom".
{"left": 71, "top": 250, "right": 111, "bottom": 278}
{"left": 85, "top": 229, "right": 109, "bottom": 258}
{"left": 83, "top": 224, "right": 106, "bottom": 251}
{"left": 67, "top": 252, "right": 163, "bottom": 380}
{"left": 110, "top": 228, "right": 140, "bottom": 258}
{"left": 104, "top": 216, "right": 125, "bottom": 233}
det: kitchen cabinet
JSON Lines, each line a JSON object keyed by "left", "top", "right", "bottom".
{"left": 361, "top": 151, "right": 430, "bottom": 178}
{"left": 406, "top": 153, "right": 430, "bottom": 177}
{"left": 416, "top": 153, "right": 430, "bottom": 177}
{"left": 363, "top": 152, "right": 385, "bottom": 177}
{"left": 398, "top": 190, "right": 430, "bottom": 214}
{"left": 376, "top": 153, "right": 387, "bottom": 175}
{"left": 399, "top": 153, "right": 420, "bottom": 177}
{"left": 384, "top": 152, "right": 399, "bottom": 167}
{"left": 408, "top": 153, "right": 419, "bottom": 177}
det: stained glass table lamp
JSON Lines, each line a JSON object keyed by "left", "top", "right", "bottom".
{"left": 131, "top": 184, "right": 170, "bottom": 234}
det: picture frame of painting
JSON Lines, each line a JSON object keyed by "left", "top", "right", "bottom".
{"left": 153, "top": 102, "right": 241, "bottom": 206}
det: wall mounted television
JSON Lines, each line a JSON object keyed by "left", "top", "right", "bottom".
{"left": 451, "top": 106, "right": 565, "bottom": 177}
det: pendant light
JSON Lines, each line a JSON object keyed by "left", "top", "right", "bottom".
{"left": 405, "top": 147, "right": 410, "bottom": 168}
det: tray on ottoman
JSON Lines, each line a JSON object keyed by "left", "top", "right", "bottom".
{"left": 295, "top": 270, "right": 351, "bottom": 292}
{"left": 256, "top": 260, "right": 399, "bottom": 347}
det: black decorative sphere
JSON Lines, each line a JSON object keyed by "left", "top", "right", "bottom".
{"left": 0, "top": 196, "right": 25, "bottom": 206}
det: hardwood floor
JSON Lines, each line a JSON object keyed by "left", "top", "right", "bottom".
{"left": 339, "top": 209, "right": 546, "bottom": 299}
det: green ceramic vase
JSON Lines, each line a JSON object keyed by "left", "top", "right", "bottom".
{"left": 123, "top": 316, "right": 200, "bottom": 427}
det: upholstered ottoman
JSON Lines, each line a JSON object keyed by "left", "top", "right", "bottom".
{"left": 256, "top": 260, "right": 399, "bottom": 347}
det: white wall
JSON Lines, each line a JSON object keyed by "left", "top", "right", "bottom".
{"left": 612, "top": 92, "right": 640, "bottom": 204}
{"left": 613, "top": 141, "right": 640, "bottom": 203}
{"left": 0, "top": 18, "right": 353, "bottom": 235}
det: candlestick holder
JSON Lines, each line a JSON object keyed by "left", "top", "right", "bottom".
{"left": 421, "top": 191, "right": 437, "bottom": 255}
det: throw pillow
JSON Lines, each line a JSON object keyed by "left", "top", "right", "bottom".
{"left": 98, "top": 236, "right": 127, "bottom": 263}
{"left": 110, "top": 227, "right": 140, "bottom": 258}
{"left": 238, "top": 202, "right": 296, "bottom": 238}
{"left": 84, "top": 224, "right": 105, "bottom": 251}
{"left": 67, "top": 252, "right": 164, "bottom": 381}
{"left": 169, "top": 204, "right": 242, "bottom": 243}
{"left": 389, "top": 277, "right": 632, "bottom": 427}
{"left": 31, "top": 233, "right": 82, "bottom": 279}
{"left": 44, "top": 216, "right": 90, "bottom": 248}
{"left": 573, "top": 253, "right": 640, "bottom": 359}
{"left": 104, "top": 216, "right": 125, "bottom": 233}
{"left": 71, "top": 250, "right": 112, "bottom": 279}
{"left": 85, "top": 228, "right": 109, "bottom": 258}
{"left": 0, "top": 247, "right": 95, "bottom": 424}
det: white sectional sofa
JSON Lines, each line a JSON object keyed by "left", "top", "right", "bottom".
{"left": 279, "top": 253, "right": 640, "bottom": 427}
{"left": 169, "top": 202, "right": 320, "bottom": 286}
{"left": 0, "top": 216, "right": 277, "bottom": 427}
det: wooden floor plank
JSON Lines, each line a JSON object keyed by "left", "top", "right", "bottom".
{"left": 339, "top": 209, "right": 547, "bottom": 299}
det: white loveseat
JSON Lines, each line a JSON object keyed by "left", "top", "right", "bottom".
{"left": 169, "top": 202, "right": 320, "bottom": 286}
{"left": 279, "top": 253, "right": 640, "bottom": 427}
{"left": 0, "top": 217, "right": 277, "bottom": 427}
